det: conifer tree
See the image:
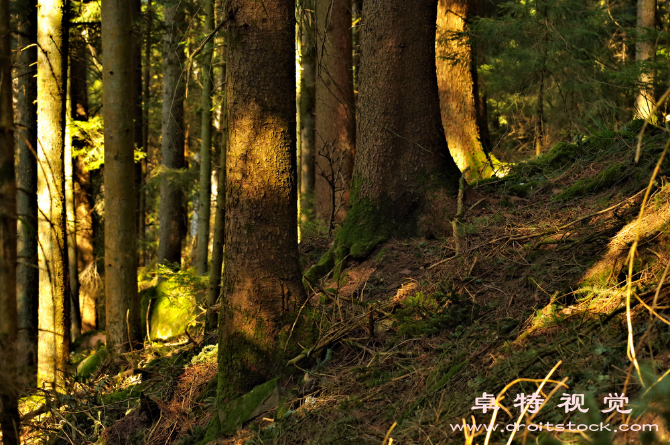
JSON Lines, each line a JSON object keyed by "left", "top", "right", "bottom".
{"left": 0, "top": 0, "right": 20, "bottom": 440}
{"left": 158, "top": 0, "right": 187, "bottom": 268}
{"left": 216, "top": 0, "right": 305, "bottom": 411}
{"left": 37, "top": 0, "right": 71, "bottom": 390}
{"left": 16, "top": 0, "right": 39, "bottom": 387}
{"left": 102, "top": 0, "right": 142, "bottom": 353}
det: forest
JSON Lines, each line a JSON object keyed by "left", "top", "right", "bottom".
{"left": 2, "top": 0, "right": 670, "bottom": 444}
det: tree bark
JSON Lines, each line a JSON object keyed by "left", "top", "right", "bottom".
{"left": 65, "top": 71, "right": 81, "bottom": 341}
{"left": 132, "top": 0, "right": 145, "bottom": 261}
{"left": 15, "top": 0, "right": 39, "bottom": 389}
{"left": 635, "top": 0, "right": 656, "bottom": 119}
{"left": 436, "top": 0, "right": 491, "bottom": 178}
{"left": 158, "top": 0, "right": 186, "bottom": 268}
{"left": 315, "top": 0, "right": 355, "bottom": 225}
{"left": 70, "top": 32, "right": 96, "bottom": 331}
{"left": 299, "top": 0, "right": 316, "bottom": 222}
{"left": 0, "top": 0, "right": 20, "bottom": 440}
{"left": 102, "top": 0, "right": 142, "bottom": 353}
{"left": 37, "top": 0, "right": 71, "bottom": 390}
{"left": 307, "top": 0, "right": 461, "bottom": 282}
{"left": 207, "top": 71, "right": 226, "bottom": 330}
{"left": 216, "top": 0, "right": 306, "bottom": 402}
{"left": 196, "top": 0, "right": 215, "bottom": 275}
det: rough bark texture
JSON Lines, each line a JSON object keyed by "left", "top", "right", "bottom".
{"left": 635, "top": 0, "right": 656, "bottom": 119}
{"left": 196, "top": 0, "right": 215, "bottom": 275}
{"left": 207, "top": 48, "right": 226, "bottom": 331}
{"left": 1, "top": 0, "right": 20, "bottom": 439}
{"left": 37, "top": 0, "right": 71, "bottom": 390}
{"left": 158, "top": 0, "right": 186, "bottom": 267}
{"left": 102, "top": 0, "right": 142, "bottom": 353}
{"left": 306, "top": 0, "right": 461, "bottom": 282}
{"left": 436, "top": 0, "right": 491, "bottom": 178}
{"left": 315, "top": 0, "right": 355, "bottom": 223}
{"left": 216, "top": 0, "right": 305, "bottom": 405}
{"left": 299, "top": 0, "right": 316, "bottom": 221}
{"left": 15, "top": 0, "right": 39, "bottom": 389}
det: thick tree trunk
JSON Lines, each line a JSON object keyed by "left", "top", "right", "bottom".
{"left": 307, "top": 0, "right": 460, "bottom": 282}
{"left": 436, "top": 0, "right": 491, "bottom": 178}
{"left": 102, "top": 0, "right": 142, "bottom": 353}
{"left": 315, "top": 0, "right": 355, "bottom": 225}
{"left": 635, "top": 0, "right": 656, "bottom": 119}
{"left": 0, "top": 0, "right": 20, "bottom": 440}
{"left": 216, "top": 0, "right": 306, "bottom": 404}
{"left": 196, "top": 0, "right": 214, "bottom": 275}
{"left": 158, "top": 0, "right": 186, "bottom": 268}
{"left": 37, "top": 0, "right": 71, "bottom": 390}
{"left": 15, "top": 0, "right": 39, "bottom": 389}
{"left": 299, "top": 0, "right": 316, "bottom": 222}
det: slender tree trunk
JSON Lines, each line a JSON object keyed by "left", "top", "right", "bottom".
{"left": 70, "top": 32, "right": 96, "bottom": 331}
{"left": 436, "top": 0, "right": 491, "bottom": 178}
{"left": 15, "top": 0, "right": 39, "bottom": 389}
{"left": 207, "top": 56, "right": 226, "bottom": 330}
{"left": 132, "top": 0, "right": 145, "bottom": 259}
{"left": 37, "top": 0, "right": 71, "bottom": 390}
{"left": 102, "top": 0, "right": 142, "bottom": 353}
{"left": 158, "top": 0, "right": 186, "bottom": 268}
{"left": 307, "top": 0, "right": 461, "bottom": 282}
{"left": 299, "top": 0, "right": 316, "bottom": 222}
{"left": 315, "top": 0, "right": 355, "bottom": 224}
{"left": 636, "top": 0, "right": 657, "bottom": 119}
{"left": 352, "top": 0, "right": 362, "bottom": 100}
{"left": 196, "top": 0, "right": 215, "bottom": 275}
{"left": 140, "top": 0, "right": 152, "bottom": 267}
{"left": 217, "top": 0, "right": 306, "bottom": 403}
{"left": 65, "top": 71, "right": 81, "bottom": 341}
{"left": 0, "top": 0, "right": 20, "bottom": 440}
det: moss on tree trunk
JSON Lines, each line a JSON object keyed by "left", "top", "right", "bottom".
{"left": 306, "top": 0, "right": 461, "bottom": 283}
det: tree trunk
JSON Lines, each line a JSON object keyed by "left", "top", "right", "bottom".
{"left": 132, "top": 0, "right": 145, "bottom": 261}
{"left": 158, "top": 0, "right": 186, "bottom": 268}
{"left": 140, "top": 0, "right": 152, "bottom": 267}
{"left": 196, "top": 0, "right": 214, "bottom": 275}
{"left": 216, "top": 0, "right": 306, "bottom": 404}
{"left": 102, "top": 0, "right": 142, "bottom": 353}
{"left": 207, "top": 69, "right": 226, "bottom": 330}
{"left": 315, "top": 0, "right": 355, "bottom": 225}
{"left": 37, "top": 0, "right": 71, "bottom": 390}
{"left": 15, "top": 0, "right": 39, "bottom": 389}
{"left": 436, "top": 0, "right": 491, "bottom": 178}
{"left": 635, "top": 0, "right": 656, "bottom": 119}
{"left": 299, "top": 0, "right": 316, "bottom": 222}
{"left": 70, "top": 32, "right": 96, "bottom": 332}
{"left": 0, "top": 0, "right": 20, "bottom": 440}
{"left": 65, "top": 72, "right": 81, "bottom": 341}
{"left": 306, "top": 0, "right": 461, "bottom": 282}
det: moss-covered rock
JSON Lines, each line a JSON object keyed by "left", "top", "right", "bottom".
{"left": 217, "top": 378, "right": 280, "bottom": 435}
{"left": 149, "top": 281, "right": 197, "bottom": 341}
{"left": 76, "top": 346, "right": 109, "bottom": 380}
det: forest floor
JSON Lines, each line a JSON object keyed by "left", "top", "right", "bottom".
{"left": 18, "top": 122, "right": 670, "bottom": 445}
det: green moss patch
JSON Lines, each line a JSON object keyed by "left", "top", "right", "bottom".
{"left": 149, "top": 281, "right": 197, "bottom": 341}
{"left": 217, "top": 378, "right": 280, "bottom": 435}
{"left": 76, "top": 346, "right": 109, "bottom": 380}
